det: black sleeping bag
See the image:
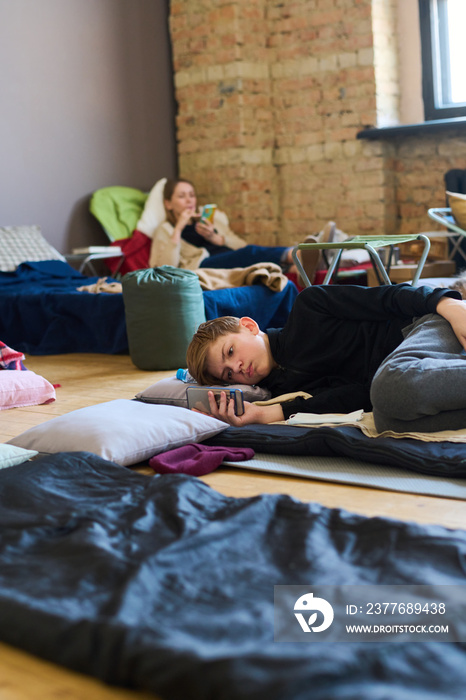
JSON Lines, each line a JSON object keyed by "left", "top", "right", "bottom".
{"left": 0, "top": 451, "right": 465, "bottom": 700}
{"left": 204, "top": 423, "right": 466, "bottom": 477}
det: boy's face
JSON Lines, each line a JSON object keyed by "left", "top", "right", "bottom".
{"left": 206, "top": 318, "right": 275, "bottom": 385}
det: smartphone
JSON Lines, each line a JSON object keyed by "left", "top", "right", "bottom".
{"left": 186, "top": 386, "right": 244, "bottom": 416}
{"left": 199, "top": 204, "right": 217, "bottom": 223}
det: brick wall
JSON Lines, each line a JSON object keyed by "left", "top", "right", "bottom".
{"left": 394, "top": 130, "right": 466, "bottom": 235}
{"left": 169, "top": 0, "right": 464, "bottom": 249}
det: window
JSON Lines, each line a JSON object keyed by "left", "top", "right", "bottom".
{"left": 419, "top": 0, "right": 466, "bottom": 120}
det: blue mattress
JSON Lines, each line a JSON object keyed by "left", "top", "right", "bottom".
{"left": 0, "top": 261, "right": 297, "bottom": 355}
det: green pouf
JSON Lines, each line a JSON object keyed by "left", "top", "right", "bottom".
{"left": 122, "top": 266, "right": 206, "bottom": 370}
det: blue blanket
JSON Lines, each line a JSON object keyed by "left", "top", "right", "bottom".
{"left": 0, "top": 261, "right": 297, "bottom": 354}
{"left": 0, "top": 261, "right": 127, "bottom": 354}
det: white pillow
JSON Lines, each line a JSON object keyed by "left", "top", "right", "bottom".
{"left": 0, "top": 370, "right": 56, "bottom": 410}
{"left": 8, "top": 399, "right": 228, "bottom": 467}
{"left": 136, "top": 178, "right": 167, "bottom": 238}
{"left": 0, "top": 443, "right": 38, "bottom": 470}
{"left": 0, "top": 225, "right": 66, "bottom": 272}
{"left": 135, "top": 373, "right": 271, "bottom": 408}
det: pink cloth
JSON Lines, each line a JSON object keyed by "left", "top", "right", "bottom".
{"left": 149, "top": 443, "right": 255, "bottom": 476}
{"left": 0, "top": 341, "right": 26, "bottom": 370}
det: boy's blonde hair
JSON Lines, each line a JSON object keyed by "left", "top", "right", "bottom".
{"left": 186, "top": 316, "right": 242, "bottom": 385}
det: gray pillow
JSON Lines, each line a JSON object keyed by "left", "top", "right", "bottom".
{"left": 135, "top": 373, "right": 271, "bottom": 408}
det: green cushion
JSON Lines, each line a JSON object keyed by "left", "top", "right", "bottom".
{"left": 122, "top": 266, "right": 206, "bottom": 371}
{"left": 90, "top": 187, "right": 148, "bottom": 241}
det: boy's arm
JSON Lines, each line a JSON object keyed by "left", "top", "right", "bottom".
{"left": 278, "top": 383, "right": 371, "bottom": 420}
{"left": 238, "top": 402, "right": 285, "bottom": 425}
{"left": 298, "top": 283, "right": 462, "bottom": 322}
{"left": 206, "top": 386, "right": 368, "bottom": 426}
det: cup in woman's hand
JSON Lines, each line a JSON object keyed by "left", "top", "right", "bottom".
{"left": 199, "top": 204, "right": 217, "bottom": 223}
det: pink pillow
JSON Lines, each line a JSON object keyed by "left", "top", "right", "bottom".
{"left": 0, "top": 370, "right": 56, "bottom": 410}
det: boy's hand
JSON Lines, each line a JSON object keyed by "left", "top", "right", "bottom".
{"left": 197, "top": 390, "right": 284, "bottom": 426}
{"left": 436, "top": 297, "right": 466, "bottom": 350}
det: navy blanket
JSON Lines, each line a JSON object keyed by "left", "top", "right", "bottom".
{"left": 0, "top": 261, "right": 127, "bottom": 354}
{"left": 0, "top": 261, "right": 297, "bottom": 355}
{"left": 0, "top": 451, "right": 465, "bottom": 700}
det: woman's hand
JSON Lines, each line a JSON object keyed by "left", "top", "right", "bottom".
{"left": 195, "top": 219, "right": 225, "bottom": 246}
{"left": 436, "top": 296, "right": 466, "bottom": 350}
{"left": 194, "top": 391, "right": 284, "bottom": 426}
{"left": 173, "top": 208, "right": 195, "bottom": 242}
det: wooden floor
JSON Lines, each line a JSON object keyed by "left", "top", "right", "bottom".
{"left": 2, "top": 352, "right": 466, "bottom": 699}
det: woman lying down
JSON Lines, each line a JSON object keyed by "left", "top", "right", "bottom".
{"left": 186, "top": 283, "right": 466, "bottom": 434}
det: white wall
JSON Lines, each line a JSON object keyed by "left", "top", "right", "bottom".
{"left": 0, "top": 0, "right": 177, "bottom": 252}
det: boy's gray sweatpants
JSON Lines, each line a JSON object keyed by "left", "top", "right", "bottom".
{"left": 370, "top": 313, "right": 466, "bottom": 433}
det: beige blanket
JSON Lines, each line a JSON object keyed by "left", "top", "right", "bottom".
{"left": 77, "top": 278, "right": 122, "bottom": 294}
{"left": 357, "top": 412, "right": 466, "bottom": 443}
{"left": 77, "top": 263, "right": 289, "bottom": 295}
{"left": 195, "top": 263, "right": 289, "bottom": 292}
{"left": 255, "top": 393, "right": 466, "bottom": 443}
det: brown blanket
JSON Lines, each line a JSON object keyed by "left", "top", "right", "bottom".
{"left": 77, "top": 278, "right": 122, "bottom": 294}
{"left": 195, "top": 263, "right": 289, "bottom": 292}
{"left": 77, "top": 263, "right": 289, "bottom": 295}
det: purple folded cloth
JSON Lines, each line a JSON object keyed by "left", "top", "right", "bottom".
{"left": 149, "top": 443, "right": 255, "bottom": 476}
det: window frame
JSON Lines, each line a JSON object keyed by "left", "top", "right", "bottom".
{"left": 419, "top": 0, "right": 466, "bottom": 121}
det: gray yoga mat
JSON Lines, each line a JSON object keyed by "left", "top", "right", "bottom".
{"left": 223, "top": 453, "right": 466, "bottom": 500}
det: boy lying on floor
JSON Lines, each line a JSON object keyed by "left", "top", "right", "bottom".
{"left": 186, "top": 283, "right": 466, "bottom": 434}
